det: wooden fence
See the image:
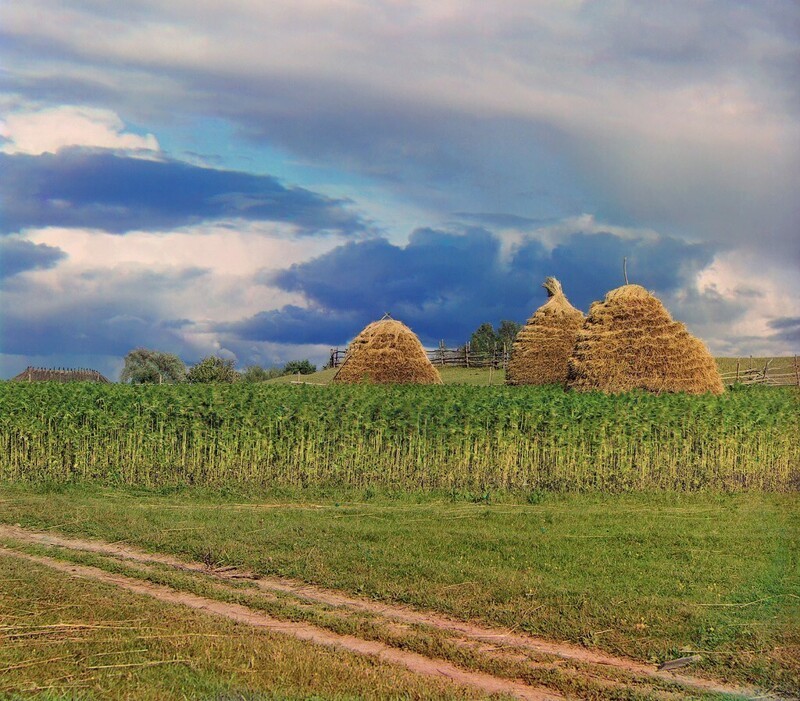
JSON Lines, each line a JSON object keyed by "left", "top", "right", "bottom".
{"left": 328, "top": 343, "right": 511, "bottom": 370}
{"left": 328, "top": 347, "right": 800, "bottom": 387}
{"left": 718, "top": 357, "right": 800, "bottom": 387}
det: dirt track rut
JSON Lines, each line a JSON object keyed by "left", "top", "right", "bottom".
{"left": 0, "top": 524, "right": 769, "bottom": 700}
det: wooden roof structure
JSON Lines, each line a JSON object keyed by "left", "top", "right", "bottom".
{"left": 11, "top": 367, "right": 111, "bottom": 383}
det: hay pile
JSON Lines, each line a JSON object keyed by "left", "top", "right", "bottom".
{"left": 506, "top": 277, "right": 584, "bottom": 385}
{"left": 567, "top": 284, "right": 724, "bottom": 395}
{"left": 332, "top": 317, "right": 442, "bottom": 384}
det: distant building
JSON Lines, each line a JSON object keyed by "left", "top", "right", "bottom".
{"left": 11, "top": 367, "right": 111, "bottom": 383}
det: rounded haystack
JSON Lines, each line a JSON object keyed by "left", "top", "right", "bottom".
{"left": 332, "top": 317, "right": 442, "bottom": 385}
{"left": 506, "top": 277, "right": 584, "bottom": 385}
{"left": 567, "top": 284, "right": 724, "bottom": 395}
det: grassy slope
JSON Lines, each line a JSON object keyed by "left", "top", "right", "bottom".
{"left": 0, "top": 485, "right": 797, "bottom": 695}
{"left": 0, "top": 550, "right": 485, "bottom": 700}
{"left": 269, "top": 358, "right": 797, "bottom": 386}
{"left": 266, "top": 366, "right": 507, "bottom": 385}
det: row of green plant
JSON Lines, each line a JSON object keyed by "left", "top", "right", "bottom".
{"left": 0, "top": 383, "right": 796, "bottom": 491}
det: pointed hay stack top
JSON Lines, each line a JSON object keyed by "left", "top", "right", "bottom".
{"left": 506, "top": 277, "right": 585, "bottom": 385}
{"left": 332, "top": 316, "right": 442, "bottom": 384}
{"left": 567, "top": 284, "right": 724, "bottom": 395}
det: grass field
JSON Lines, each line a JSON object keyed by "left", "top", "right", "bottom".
{"left": 1, "top": 383, "right": 797, "bottom": 491}
{"left": 0, "top": 545, "right": 485, "bottom": 700}
{"left": 268, "top": 366, "right": 508, "bottom": 385}
{"left": 0, "top": 484, "right": 797, "bottom": 697}
{"left": 272, "top": 358, "right": 797, "bottom": 386}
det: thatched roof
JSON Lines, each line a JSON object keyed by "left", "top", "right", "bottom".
{"left": 11, "top": 367, "right": 111, "bottom": 383}
{"left": 567, "top": 285, "right": 724, "bottom": 395}
{"left": 332, "top": 317, "right": 442, "bottom": 385}
{"left": 506, "top": 277, "right": 584, "bottom": 385}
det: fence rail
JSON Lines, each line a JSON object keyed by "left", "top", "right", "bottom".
{"left": 328, "top": 343, "right": 511, "bottom": 370}
{"left": 329, "top": 347, "right": 800, "bottom": 387}
{"left": 718, "top": 357, "right": 800, "bottom": 387}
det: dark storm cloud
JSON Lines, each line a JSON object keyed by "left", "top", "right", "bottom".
{"left": 0, "top": 149, "right": 370, "bottom": 236}
{"left": 222, "top": 227, "right": 718, "bottom": 346}
{"left": 767, "top": 316, "right": 800, "bottom": 343}
{"left": 224, "top": 306, "right": 361, "bottom": 346}
{"left": 546, "top": 233, "right": 716, "bottom": 305}
{"left": 0, "top": 239, "right": 67, "bottom": 278}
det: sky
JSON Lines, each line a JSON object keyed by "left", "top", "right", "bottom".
{"left": 1, "top": 0, "right": 798, "bottom": 380}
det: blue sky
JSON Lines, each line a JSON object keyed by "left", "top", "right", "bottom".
{"left": 1, "top": 1, "right": 798, "bottom": 379}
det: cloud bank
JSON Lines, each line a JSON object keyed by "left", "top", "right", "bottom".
{"left": 0, "top": 149, "right": 371, "bottom": 236}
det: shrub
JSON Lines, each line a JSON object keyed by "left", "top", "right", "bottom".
{"left": 240, "top": 365, "right": 284, "bottom": 383}
{"left": 120, "top": 348, "right": 186, "bottom": 384}
{"left": 284, "top": 359, "right": 316, "bottom": 375}
{"left": 186, "top": 356, "right": 239, "bottom": 383}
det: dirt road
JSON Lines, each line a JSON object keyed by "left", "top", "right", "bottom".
{"left": 0, "top": 524, "right": 771, "bottom": 700}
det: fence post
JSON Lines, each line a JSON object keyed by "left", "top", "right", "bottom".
{"left": 795, "top": 355, "right": 799, "bottom": 387}
{"left": 439, "top": 340, "right": 445, "bottom": 366}
{"left": 735, "top": 358, "right": 740, "bottom": 384}
{"left": 465, "top": 343, "right": 470, "bottom": 368}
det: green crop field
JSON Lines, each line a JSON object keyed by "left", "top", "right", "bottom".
{"left": 0, "top": 382, "right": 797, "bottom": 491}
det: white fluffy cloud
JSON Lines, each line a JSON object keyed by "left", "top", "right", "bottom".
{"left": 0, "top": 105, "right": 159, "bottom": 155}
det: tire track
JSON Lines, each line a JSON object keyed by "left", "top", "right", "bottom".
{"left": 0, "top": 545, "right": 558, "bottom": 701}
{"left": 0, "top": 524, "right": 769, "bottom": 700}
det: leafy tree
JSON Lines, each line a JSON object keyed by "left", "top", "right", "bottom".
{"left": 497, "top": 320, "right": 522, "bottom": 347}
{"left": 469, "top": 323, "right": 498, "bottom": 355}
{"left": 283, "top": 359, "right": 316, "bottom": 375}
{"left": 240, "top": 365, "right": 284, "bottom": 383}
{"left": 186, "top": 356, "right": 239, "bottom": 383}
{"left": 120, "top": 348, "right": 186, "bottom": 384}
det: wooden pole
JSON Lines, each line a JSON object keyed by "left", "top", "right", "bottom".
{"left": 735, "top": 358, "right": 740, "bottom": 384}
{"left": 795, "top": 355, "right": 799, "bottom": 387}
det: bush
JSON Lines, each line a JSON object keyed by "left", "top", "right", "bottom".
{"left": 283, "top": 359, "right": 316, "bottom": 375}
{"left": 240, "top": 365, "right": 284, "bottom": 383}
{"left": 120, "top": 348, "right": 186, "bottom": 384}
{"left": 186, "top": 356, "right": 239, "bottom": 383}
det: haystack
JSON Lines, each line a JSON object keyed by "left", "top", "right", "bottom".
{"left": 332, "top": 317, "right": 442, "bottom": 384}
{"left": 506, "top": 277, "right": 584, "bottom": 385}
{"left": 567, "top": 284, "right": 724, "bottom": 395}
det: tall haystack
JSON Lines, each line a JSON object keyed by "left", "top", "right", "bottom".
{"left": 506, "top": 277, "right": 584, "bottom": 385}
{"left": 332, "top": 316, "right": 442, "bottom": 384}
{"left": 567, "top": 284, "right": 724, "bottom": 395}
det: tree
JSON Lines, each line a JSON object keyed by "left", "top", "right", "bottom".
{"left": 240, "top": 365, "right": 284, "bottom": 383}
{"left": 186, "top": 356, "right": 239, "bottom": 383}
{"left": 283, "top": 359, "right": 316, "bottom": 375}
{"left": 469, "top": 323, "right": 498, "bottom": 355}
{"left": 120, "top": 348, "right": 186, "bottom": 384}
{"left": 497, "top": 320, "right": 522, "bottom": 347}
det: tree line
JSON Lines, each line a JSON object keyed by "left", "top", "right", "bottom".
{"left": 467, "top": 320, "right": 522, "bottom": 354}
{"left": 120, "top": 348, "right": 316, "bottom": 384}
{"left": 122, "top": 320, "right": 522, "bottom": 384}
